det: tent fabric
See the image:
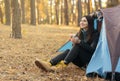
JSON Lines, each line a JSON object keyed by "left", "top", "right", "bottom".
{"left": 86, "top": 19, "right": 112, "bottom": 78}
{"left": 56, "top": 41, "right": 72, "bottom": 52}
{"left": 86, "top": 5, "right": 120, "bottom": 78}
{"left": 102, "top": 5, "right": 120, "bottom": 73}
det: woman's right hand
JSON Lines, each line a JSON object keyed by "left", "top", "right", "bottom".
{"left": 69, "top": 34, "right": 75, "bottom": 41}
{"left": 70, "top": 36, "right": 81, "bottom": 44}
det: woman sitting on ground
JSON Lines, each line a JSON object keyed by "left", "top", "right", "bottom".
{"left": 35, "top": 15, "right": 100, "bottom": 72}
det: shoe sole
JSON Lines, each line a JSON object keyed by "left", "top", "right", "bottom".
{"left": 35, "top": 60, "right": 48, "bottom": 72}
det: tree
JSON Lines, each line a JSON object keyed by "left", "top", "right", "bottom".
{"left": 94, "top": 0, "right": 98, "bottom": 11}
{"left": 55, "top": 0, "right": 59, "bottom": 25}
{"left": 64, "top": 0, "right": 69, "bottom": 25}
{"left": 37, "top": 0, "right": 40, "bottom": 24}
{"left": 11, "top": 0, "right": 22, "bottom": 38}
{"left": 111, "top": 0, "right": 119, "bottom": 6}
{"left": 94, "top": 0, "right": 102, "bottom": 10}
{"left": 77, "top": 0, "right": 82, "bottom": 26}
{"left": 21, "top": 0, "right": 25, "bottom": 24}
{"left": 87, "top": 0, "right": 90, "bottom": 14}
{"left": 98, "top": 0, "right": 102, "bottom": 9}
{"left": 0, "top": 6, "right": 3, "bottom": 24}
{"left": 30, "top": 0, "right": 36, "bottom": 25}
{"left": 84, "top": 0, "right": 88, "bottom": 15}
{"left": 4, "top": 0, "right": 11, "bottom": 25}
{"left": 49, "top": 0, "right": 52, "bottom": 24}
{"left": 71, "top": 0, "right": 77, "bottom": 25}
{"left": 61, "top": 0, "right": 64, "bottom": 25}
{"left": 107, "top": 0, "right": 119, "bottom": 7}
{"left": 87, "top": 0, "right": 92, "bottom": 14}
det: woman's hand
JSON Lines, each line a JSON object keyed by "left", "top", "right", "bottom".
{"left": 69, "top": 34, "right": 76, "bottom": 39}
{"left": 69, "top": 34, "right": 75, "bottom": 41}
{"left": 70, "top": 36, "right": 81, "bottom": 44}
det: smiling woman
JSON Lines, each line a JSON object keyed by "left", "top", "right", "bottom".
{"left": 34, "top": 15, "right": 100, "bottom": 73}
{"left": 80, "top": 17, "right": 88, "bottom": 29}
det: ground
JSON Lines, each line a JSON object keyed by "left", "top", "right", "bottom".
{"left": 0, "top": 24, "right": 105, "bottom": 81}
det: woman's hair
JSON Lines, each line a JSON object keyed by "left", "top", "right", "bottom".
{"left": 84, "top": 15, "right": 94, "bottom": 34}
{"left": 78, "top": 15, "right": 94, "bottom": 41}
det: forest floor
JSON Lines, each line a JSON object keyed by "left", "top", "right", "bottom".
{"left": 0, "top": 24, "right": 105, "bottom": 81}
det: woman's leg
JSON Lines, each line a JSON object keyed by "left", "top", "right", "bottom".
{"left": 64, "top": 45, "right": 93, "bottom": 67}
{"left": 72, "top": 56, "right": 84, "bottom": 67}
{"left": 35, "top": 49, "right": 70, "bottom": 72}
{"left": 64, "top": 45, "right": 81, "bottom": 64}
{"left": 35, "top": 45, "right": 93, "bottom": 72}
{"left": 50, "top": 49, "right": 70, "bottom": 65}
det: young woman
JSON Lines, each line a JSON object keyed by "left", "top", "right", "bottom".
{"left": 35, "top": 15, "right": 100, "bottom": 72}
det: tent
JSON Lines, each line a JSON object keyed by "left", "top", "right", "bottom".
{"left": 56, "top": 40, "right": 72, "bottom": 52}
{"left": 56, "top": 5, "right": 120, "bottom": 80}
{"left": 86, "top": 5, "right": 120, "bottom": 80}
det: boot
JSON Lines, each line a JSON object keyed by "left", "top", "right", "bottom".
{"left": 35, "top": 60, "right": 55, "bottom": 72}
{"left": 56, "top": 60, "right": 68, "bottom": 68}
{"left": 35, "top": 60, "right": 67, "bottom": 72}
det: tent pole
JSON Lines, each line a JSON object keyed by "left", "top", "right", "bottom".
{"left": 111, "top": 72, "right": 115, "bottom": 81}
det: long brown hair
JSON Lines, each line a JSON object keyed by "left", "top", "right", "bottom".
{"left": 77, "top": 15, "right": 94, "bottom": 42}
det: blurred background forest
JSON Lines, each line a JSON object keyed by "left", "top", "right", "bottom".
{"left": 0, "top": 1, "right": 120, "bottom": 81}
{"left": 0, "top": 0, "right": 120, "bottom": 38}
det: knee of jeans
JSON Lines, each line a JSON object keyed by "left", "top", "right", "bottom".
{"left": 50, "top": 60, "right": 57, "bottom": 66}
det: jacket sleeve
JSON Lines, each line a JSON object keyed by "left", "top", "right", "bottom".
{"left": 78, "top": 32, "right": 99, "bottom": 53}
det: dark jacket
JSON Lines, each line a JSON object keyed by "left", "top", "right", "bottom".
{"left": 78, "top": 30, "right": 100, "bottom": 53}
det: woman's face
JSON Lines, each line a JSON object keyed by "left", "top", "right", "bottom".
{"left": 80, "top": 17, "right": 88, "bottom": 29}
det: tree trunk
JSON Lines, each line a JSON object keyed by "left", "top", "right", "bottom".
{"left": 0, "top": 7, "right": 3, "bottom": 24}
{"left": 107, "top": 0, "right": 119, "bottom": 7}
{"left": 111, "top": 0, "right": 119, "bottom": 6}
{"left": 50, "top": 0, "right": 52, "bottom": 24}
{"left": 84, "top": 0, "right": 87, "bottom": 15}
{"left": 71, "top": 0, "right": 76, "bottom": 25}
{"left": 55, "top": 0, "right": 59, "bottom": 25}
{"left": 37, "top": 0, "right": 41, "bottom": 24}
{"left": 46, "top": 7, "right": 49, "bottom": 24}
{"left": 98, "top": 0, "right": 102, "bottom": 9}
{"left": 47, "top": 0, "right": 52, "bottom": 24}
{"left": 87, "top": 0, "right": 92, "bottom": 14}
{"left": 37, "top": 6, "right": 40, "bottom": 24}
{"left": 21, "top": 0, "right": 25, "bottom": 24}
{"left": 61, "top": 0, "right": 64, "bottom": 25}
{"left": 77, "top": 0, "right": 82, "bottom": 26}
{"left": 64, "top": 0, "right": 69, "bottom": 25}
{"left": 94, "top": 0, "right": 98, "bottom": 11}
{"left": 30, "top": 0, "right": 36, "bottom": 25}
{"left": 4, "top": 0, "right": 11, "bottom": 25}
{"left": 71, "top": 3, "right": 74, "bottom": 25}
{"left": 11, "top": 0, "right": 22, "bottom": 39}
{"left": 87, "top": 0, "right": 90, "bottom": 14}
